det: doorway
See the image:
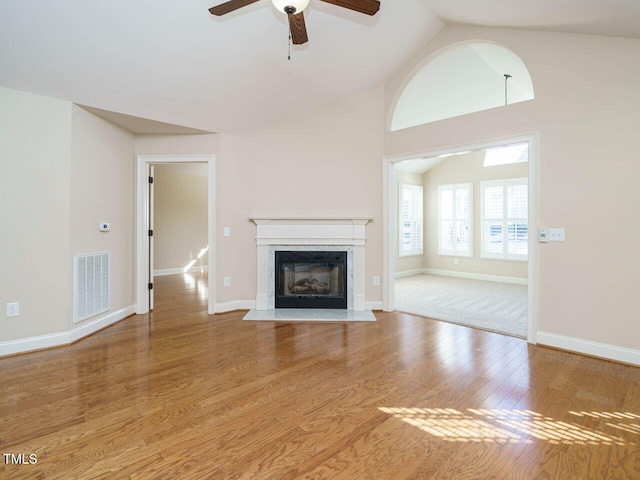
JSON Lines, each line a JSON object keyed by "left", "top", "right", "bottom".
{"left": 383, "top": 134, "right": 539, "bottom": 343}
{"left": 135, "top": 155, "right": 216, "bottom": 315}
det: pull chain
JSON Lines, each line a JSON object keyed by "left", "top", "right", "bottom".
{"left": 288, "top": 33, "right": 291, "bottom": 61}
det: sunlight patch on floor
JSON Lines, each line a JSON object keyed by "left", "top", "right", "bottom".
{"left": 379, "top": 407, "right": 638, "bottom": 446}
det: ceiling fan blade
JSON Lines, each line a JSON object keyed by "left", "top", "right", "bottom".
{"left": 288, "top": 11, "right": 308, "bottom": 45}
{"left": 209, "top": 0, "right": 260, "bottom": 16}
{"left": 320, "top": 0, "right": 380, "bottom": 16}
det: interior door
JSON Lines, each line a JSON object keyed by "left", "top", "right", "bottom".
{"left": 149, "top": 165, "right": 155, "bottom": 310}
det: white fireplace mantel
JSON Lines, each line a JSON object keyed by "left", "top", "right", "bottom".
{"left": 250, "top": 216, "right": 372, "bottom": 311}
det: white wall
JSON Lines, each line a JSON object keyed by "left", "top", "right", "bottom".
{"left": 0, "top": 87, "right": 72, "bottom": 342}
{"left": 385, "top": 26, "right": 640, "bottom": 355}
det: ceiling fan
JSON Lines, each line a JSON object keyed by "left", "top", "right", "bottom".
{"left": 208, "top": 0, "right": 381, "bottom": 45}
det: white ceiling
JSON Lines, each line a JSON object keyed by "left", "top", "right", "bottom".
{"left": 421, "top": 0, "right": 640, "bottom": 38}
{"left": 1, "top": 0, "right": 639, "bottom": 134}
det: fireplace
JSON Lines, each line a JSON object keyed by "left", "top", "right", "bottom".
{"left": 250, "top": 216, "right": 372, "bottom": 312}
{"left": 275, "top": 251, "right": 347, "bottom": 309}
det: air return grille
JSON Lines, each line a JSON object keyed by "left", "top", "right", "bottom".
{"left": 74, "top": 251, "right": 110, "bottom": 323}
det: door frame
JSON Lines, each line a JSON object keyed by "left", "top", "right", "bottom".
{"left": 382, "top": 133, "right": 539, "bottom": 344}
{"left": 135, "top": 154, "right": 216, "bottom": 315}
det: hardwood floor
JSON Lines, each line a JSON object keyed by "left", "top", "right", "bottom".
{"left": 1, "top": 272, "right": 638, "bottom": 479}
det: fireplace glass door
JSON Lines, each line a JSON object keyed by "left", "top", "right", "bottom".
{"left": 275, "top": 251, "right": 347, "bottom": 309}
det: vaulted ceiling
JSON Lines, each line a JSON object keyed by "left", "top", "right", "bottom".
{"left": 1, "top": 0, "right": 639, "bottom": 134}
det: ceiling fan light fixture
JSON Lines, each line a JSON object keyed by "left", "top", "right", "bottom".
{"left": 271, "top": 0, "right": 309, "bottom": 14}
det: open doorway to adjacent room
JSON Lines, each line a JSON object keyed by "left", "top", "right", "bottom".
{"left": 384, "top": 135, "right": 538, "bottom": 342}
{"left": 136, "top": 155, "right": 216, "bottom": 315}
{"left": 151, "top": 163, "right": 209, "bottom": 313}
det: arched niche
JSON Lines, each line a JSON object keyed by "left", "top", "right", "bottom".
{"left": 390, "top": 42, "right": 535, "bottom": 131}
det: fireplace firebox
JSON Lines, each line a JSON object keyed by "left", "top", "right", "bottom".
{"left": 275, "top": 251, "right": 347, "bottom": 309}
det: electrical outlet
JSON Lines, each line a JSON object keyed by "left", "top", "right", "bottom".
{"left": 6, "top": 302, "right": 19, "bottom": 318}
{"left": 224, "top": 227, "right": 231, "bottom": 237}
{"left": 373, "top": 276, "right": 380, "bottom": 286}
{"left": 223, "top": 277, "right": 230, "bottom": 287}
{"left": 454, "top": 258, "right": 459, "bottom": 265}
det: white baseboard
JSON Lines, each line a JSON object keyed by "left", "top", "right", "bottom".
{"left": 366, "top": 301, "right": 383, "bottom": 311}
{"left": 395, "top": 269, "right": 425, "bottom": 279}
{"left": 395, "top": 268, "right": 527, "bottom": 286}
{"left": 154, "top": 266, "right": 208, "bottom": 277}
{"left": 214, "top": 300, "right": 255, "bottom": 313}
{"left": 0, "top": 305, "right": 135, "bottom": 357}
{"left": 538, "top": 331, "right": 640, "bottom": 366}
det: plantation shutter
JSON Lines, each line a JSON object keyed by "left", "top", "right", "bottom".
{"left": 482, "top": 178, "right": 528, "bottom": 260}
{"left": 399, "top": 183, "right": 424, "bottom": 257}
{"left": 438, "top": 183, "right": 473, "bottom": 257}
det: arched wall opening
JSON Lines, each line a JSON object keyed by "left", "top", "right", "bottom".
{"left": 390, "top": 42, "right": 535, "bottom": 131}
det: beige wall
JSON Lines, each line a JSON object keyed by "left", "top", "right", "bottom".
{"left": 134, "top": 134, "right": 219, "bottom": 157}
{"left": 385, "top": 26, "right": 640, "bottom": 351}
{"left": 70, "top": 106, "right": 135, "bottom": 317}
{"left": 0, "top": 87, "right": 73, "bottom": 341}
{"left": 231, "top": 86, "right": 386, "bottom": 305}
{"left": 153, "top": 164, "right": 208, "bottom": 272}
{"left": 0, "top": 91, "right": 136, "bottom": 344}
{"left": 422, "top": 150, "right": 528, "bottom": 279}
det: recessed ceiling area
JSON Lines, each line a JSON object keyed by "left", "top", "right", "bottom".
{"left": 391, "top": 43, "right": 534, "bottom": 131}
{"left": 394, "top": 142, "right": 529, "bottom": 175}
{"left": 395, "top": 156, "right": 448, "bottom": 175}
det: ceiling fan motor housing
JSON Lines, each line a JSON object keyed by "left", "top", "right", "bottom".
{"left": 272, "top": 0, "right": 310, "bottom": 14}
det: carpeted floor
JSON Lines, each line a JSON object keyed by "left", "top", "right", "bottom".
{"left": 395, "top": 274, "right": 527, "bottom": 338}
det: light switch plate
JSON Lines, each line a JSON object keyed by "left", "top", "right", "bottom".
{"left": 549, "top": 228, "right": 565, "bottom": 242}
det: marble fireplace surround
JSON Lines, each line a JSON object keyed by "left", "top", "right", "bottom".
{"left": 250, "top": 216, "right": 372, "bottom": 312}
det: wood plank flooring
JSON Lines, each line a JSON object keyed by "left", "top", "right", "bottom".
{"left": 1, "top": 272, "right": 638, "bottom": 479}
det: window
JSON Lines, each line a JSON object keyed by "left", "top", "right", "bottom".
{"left": 438, "top": 183, "right": 473, "bottom": 257}
{"left": 484, "top": 142, "right": 528, "bottom": 167}
{"left": 481, "top": 178, "right": 528, "bottom": 260}
{"left": 399, "top": 183, "right": 423, "bottom": 257}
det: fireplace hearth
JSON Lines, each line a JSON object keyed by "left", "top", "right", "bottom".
{"left": 275, "top": 251, "right": 347, "bottom": 309}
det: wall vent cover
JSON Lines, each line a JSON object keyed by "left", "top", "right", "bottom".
{"left": 74, "top": 251, "right": 110, "bottom": 323}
